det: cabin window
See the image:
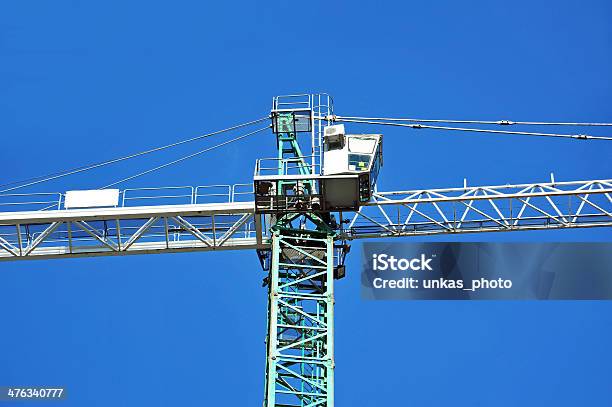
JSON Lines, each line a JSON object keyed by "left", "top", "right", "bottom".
{"left": 324, "top": 134, "right": 345, "bottom": 151}
{"left": 348, "top": 138, "right": 376, "bottom": 154}
{"left": 348, "top": 154, "right": 371, "bottom": 171}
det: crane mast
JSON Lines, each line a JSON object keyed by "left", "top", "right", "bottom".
{"left": 0, "top": 94, "right": 611, "bottom": 407}
{"left": 260, "top": 94, "right": 337, "bottom": 406}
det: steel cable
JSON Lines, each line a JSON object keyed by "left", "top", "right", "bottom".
{"left": 334, "top": 115, "right": 612, "bottom": 127}
{"left": 333, "top": 118, "right": 612, "bottom": 140}
{"left": 99, "top": 126, "right": 270, "bottom": 189}
{"left": 0, "top": 117, "right": 269, "bottom": 193}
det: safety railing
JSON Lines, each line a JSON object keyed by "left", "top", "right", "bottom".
{"left": 194, "top": 185, "right": 232, "bottom": 204}
{"left": 0, "top": 192, "right": 63, "bottom": 212}
{"left": 254, "top": 155, "right": 321, "bottom": 178}
{"left": 0, "top": 183, "right": 255, "bottom": 212}
{"left": 122, "top": 186, "right": 195, "bottom": 207}
{"left": 231, "top": 183, "right": 255, "bottom": 202}
{"left": 272, "top": 94, "right": 313, "bottom": 111}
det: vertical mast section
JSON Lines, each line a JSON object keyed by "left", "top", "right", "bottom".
{"left": 270, "top": 94, "right": 333, "bottom": 177}
{"left": 264, "top": 227, "right": 335, "bottom": 407}
{"left": 269, "top": 94, "right": 332, "bottom": 197}
{"left": 263, "top": 94, "right": 336, "bottom": 406}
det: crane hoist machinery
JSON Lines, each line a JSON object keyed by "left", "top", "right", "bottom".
{"left": 1, "top": 93, "right": 611, "bottom": 407}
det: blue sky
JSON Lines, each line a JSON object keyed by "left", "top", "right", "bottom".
{"left": 1, "top": 1, "right": 611, "bottom": 405}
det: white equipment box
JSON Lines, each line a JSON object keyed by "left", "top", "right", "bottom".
{"left": 64, "top": 189, "right": 120, "bottom": 209}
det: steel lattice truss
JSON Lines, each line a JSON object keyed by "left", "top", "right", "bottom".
{"left": 1, "top": 179, "right": 611, "bottom": 261}
{"left": 265, "top": 231, "right": 334, "bottom": 407}
{"left": 0, "top": 202, "right": 264, "bottom": 261}
{"left": 345, "top": 179, "right": 612, "bottom": 239}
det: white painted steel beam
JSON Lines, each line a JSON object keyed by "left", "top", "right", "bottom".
{"left": 1, "top": 179, "right": 611, "bottom": 261}
{"left": 0, "top": 201, "right": 266, "bottom": 261}
{"left": 344, "top": 179, "right": 612, "bottom": 239}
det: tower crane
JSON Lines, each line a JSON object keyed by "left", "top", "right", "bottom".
{"left": 1, "top": 93, "right": 611, "bottom": 406}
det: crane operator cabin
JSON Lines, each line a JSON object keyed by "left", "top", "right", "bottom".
{"left": 254, "top": 121, "right": 383, "bottom": 214}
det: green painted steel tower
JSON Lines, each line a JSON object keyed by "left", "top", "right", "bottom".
{"left": 257, "top": 94, "right": 340, "bottom": 406}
